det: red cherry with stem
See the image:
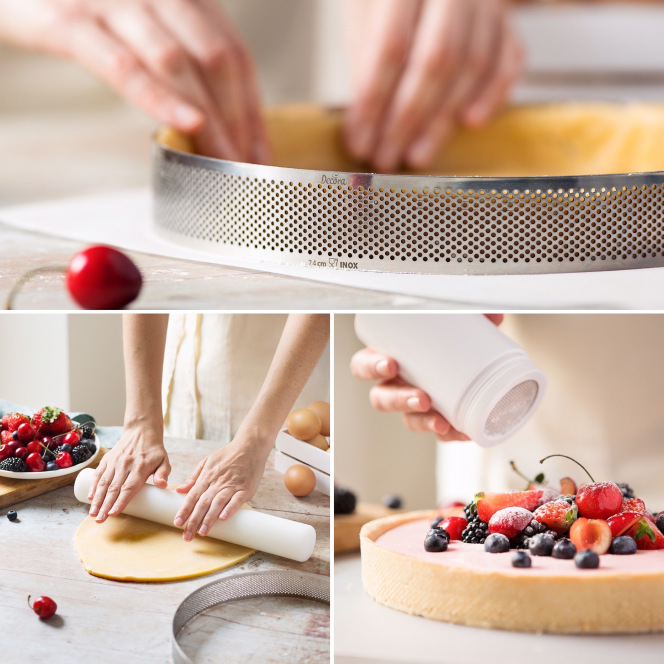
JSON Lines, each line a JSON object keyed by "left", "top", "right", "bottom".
{"left": 5, "top": 245, "right": 142, "bottom": 310}
{"left": 66, "top": 246, "right": 142, "bottom": 309}
{"left": 55, "top": 452, "right": 73, "bottom": 469}
{"left": 17, "top": 423, "right": 36, "bottom": 442}
{"left": 41, "top": 436, "right": 56, "bottom": 451}
{"left": 62, "top": 431, "right": 80, "bottom": 447}
{"left": 28, "top": 595, "right": 57, "bottom": 619}
{"left": 26, "top": 452, "right": 46, "bottom": 472}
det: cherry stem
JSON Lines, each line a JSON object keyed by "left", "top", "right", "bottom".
{"left": 5, "top": 266, "right": 66, "bottom": 310}
{"left": 27, "top": 595, "right": 33, "bottom": 610}
{"left": 539, "top": 454, "right": 595, "bottom": 483}
{"left": 509, "top": 460, "right": 531, "bottom": 484}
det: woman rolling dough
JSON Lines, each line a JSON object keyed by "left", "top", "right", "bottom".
{"left": 87, "top": 313, "right": 329, "bottom": 542}
{"left": 0, "top": 0, "right": 521, "bottom": 171}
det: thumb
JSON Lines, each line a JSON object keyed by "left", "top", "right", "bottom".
{"left": 153, "top": 459, "right": 171, "bottom": 488}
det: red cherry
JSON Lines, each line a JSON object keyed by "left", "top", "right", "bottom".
{"left": 29, "top": 595, "right": 57, "bottom": 619}
{"left": 26, "top": 440, "right": 42, "bottom": 455}
{"left": 7, "top": 440, "right": 21, "bottom": 455}
{"left": 25, "top": 452, "right": 46, "bottom": 472}
{"left": 55, "top": 451, "right": 73, "bottom": 469}
{"left": 15, "top": 447, "right": 29, "bottom": 460}
{"left": 66, "top": 246, "right": 142, "bottom": 310}
{"left": 576, "top": 482, "right": 623, "bottom": 520}
{"left": 62, "top": 431, "right": 80, "bottom": 447}
{"left": 437, "top": 516, "right": 469, "bottom": 540}
{"left": 0, "top": 444, "right": 12, "bottom": 461}
{"left": 16, "top": 423, "right": 36, "bottom": 442}
{"left": 569, "top": 517, "right": 612, "bottom": 555}
{"left": 41, "top": 436, "right": 56, "bottom": 451}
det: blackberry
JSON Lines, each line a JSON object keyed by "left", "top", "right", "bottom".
{"left": 334, "top": 487, "right": 356, "bottom": 515}
{"left": 71, "top": 446, "right": 92, "bottom": 465}
{"left": 461, "top": 509, "right": 489, "bottom": 544}
{"left": 617, "top": 483, "right": 634, "bottom": 500}
{"left": 0, "top": 457, "right": 27, "bottom": 472}
{"left": 81, "top": 426, "right": 94, "bottom": 440}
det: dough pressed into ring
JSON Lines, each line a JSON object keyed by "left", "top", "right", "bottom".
{"left": 75, "top": 514, "right": 255, "bottom": 582}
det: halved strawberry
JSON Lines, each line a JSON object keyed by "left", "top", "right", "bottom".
{"left": 620, "top": 497, "right": 647, "bottom": 515}
{"left": 607, "top": 511, "right": 644, "bottom": 538}
{"left": 627, "top": 517, "right": 664, "bottom": 550}
{"left": 475, "top": 490, "right": 542, "bottom": 523}
{"left": 533, "top": 499, "right": 578, "bottom": 534}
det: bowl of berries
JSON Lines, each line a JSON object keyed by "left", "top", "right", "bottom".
{"left": 0, "top": 407, "right": 100, "bottom": 480}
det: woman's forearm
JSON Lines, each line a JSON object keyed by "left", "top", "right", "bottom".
{"left": 122, "top": 313, "right": 169, "bottom": 429}
{"left": 238, "top": 314, "right": 330, "bottom": 451}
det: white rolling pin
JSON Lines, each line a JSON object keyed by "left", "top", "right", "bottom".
{"left": 74, "top": 468, "right": 316, "bottom": 562}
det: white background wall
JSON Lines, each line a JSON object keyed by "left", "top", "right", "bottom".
{"left": 0, "top": 314, "right": 125, "bottom": 425}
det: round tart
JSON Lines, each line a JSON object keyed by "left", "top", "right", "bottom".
{"left": 360, "top": 510, "right": 664, "bottom": 634}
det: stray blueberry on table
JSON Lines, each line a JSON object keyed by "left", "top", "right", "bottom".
{"left": 382, "top": 494, "right": 402, "bottom": 510}
{"left": 484, "top": 533, "right": 510, "bottom": 553}
{"left": 529, "top": 533, "right": 555, "bottom": 557}
{"left": 512, "top": 551, "right": 532, "bottom": 568}
{"left": 609, "top": 536, "right": 637, "bottom": 555}
{"left": 7, "top": 510, "right": 17, "bottom": 521}
{"left": 333, "top": 487, "right": 356, "bottom": 515}
{"left": 552, "top": 538, "right": 577, "bottom": 560}
{"left": 575, "top": 549, "right": 600, "bottom": 569}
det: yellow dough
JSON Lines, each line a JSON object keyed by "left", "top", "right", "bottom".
{"left": 74, "top": 514, "right": 254, "bottom": 583}
{"left": 157, "top": 102, "right": 664, "bottom": 177}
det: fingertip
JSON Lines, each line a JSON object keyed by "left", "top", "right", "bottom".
{"left": 172, "top": 104, "right": 205, "bottom": 133}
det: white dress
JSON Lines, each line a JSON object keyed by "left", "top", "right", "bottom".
{"left": 162, "top": 314, "right": 329, "bottom": 442}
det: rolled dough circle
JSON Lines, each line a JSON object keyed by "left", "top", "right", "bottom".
{"left": 75, "top": 514, "right": 255, "bottom": 582}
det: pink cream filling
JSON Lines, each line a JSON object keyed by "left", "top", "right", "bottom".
{"left": 375, "top": 519, "right": 664, "bottom": 577}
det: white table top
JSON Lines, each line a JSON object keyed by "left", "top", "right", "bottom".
{"left": 334, "top": 554, "right": 664, "bottom": 664}
{"left": 0, "top": 437, "right": 329, "bottom": 664}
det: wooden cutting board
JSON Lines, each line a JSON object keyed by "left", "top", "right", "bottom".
{"left": 0, "top": 447, "right": 108, "bottom": 510}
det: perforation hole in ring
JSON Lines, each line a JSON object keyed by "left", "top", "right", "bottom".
{"left": 153, "top": 157, "right": 664, "bottom": 265}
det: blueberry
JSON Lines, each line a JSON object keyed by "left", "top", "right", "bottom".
{"left": 46, "top": 461, "right": 58, "bottom": 472}
{"left": 81, "top": 426, "right": 94, "bottom": 440}
{"left": 382, "top": 494, "right": 402, "bottom": 510}
{"left": 430, "top": 516, "right": 444, "bottom": 529}
{"left": 656, "top": 514, "right": 664, "bottom": 535}
{"left": 512, "top": 551, "right": 532, "bottom": 568}
{"left": 424, "top": 532, "right": 449, "bottom": 552}
{"left": 484, "top": 533, "right": 510, "bottom": 553}
{"left": 575, "top": 549, "right": 600, "bottom": 569}
{"left": 61, "top": 443, "right": 73, "bottom": 454}
{"left": 86, "top": 442, "right": 97, "bottom": 455}
{"left": 6, "top": 510, "right": 17, "bottom": 522}
{"left": 610, "top": 536, "right": 637, "bottom": 555}
{"left": 428, "top": 526, "right": 450, "bottom": 541}
{"left": 12, "top": 431, "right": 19, "bottom": 441}
{"left": 552, "top": 538, "right": 577, "bottom": 560}
{"left": 529, "top": 533, "right": 554, "bottom": 556}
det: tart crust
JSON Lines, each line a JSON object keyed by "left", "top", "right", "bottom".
{"left": 360, "top": 510, "right": 664, "bottom": 634}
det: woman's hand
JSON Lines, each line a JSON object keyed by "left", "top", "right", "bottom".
{"left": 88, "top": 419, "right": 171, "bottom": 522}
{"left": 0, "top": 0, "right": 269, "bottom": 162}
{"left": 351, "top": 347, "right": 469, "bottom": 441}
{"left": 173, "top": 430, "right": 271, "bottom": 542}
{"left": 344, "top": 0, "right": 523, "bottom": 172}
{"left": 351, "top": 314, "right": 503, "bottom": 441}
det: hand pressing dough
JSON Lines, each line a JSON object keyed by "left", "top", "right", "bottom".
{"left": 157, "top": 102, "right": 664, "bottom": 177}
{"left": 75, "top": 514, "right": 254, "bottom": 582}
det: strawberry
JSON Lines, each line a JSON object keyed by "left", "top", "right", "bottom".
{"left": 1, "top": 430, "right": 14, "bottom": 445}
{"left": 569, "top": 518, "right": 612, "bottom": 555}
{"left": 533, "top": 499, "right": 578, "bottom": 534}
{"left": 32, "top": 407, "right": 72, "bottom": 437}
{"left": 620, "top": 497, "right": 647, "bottom": 515}
{"left": 607, "top": 511, "right": 644, "bottom": 538}
{"left": 475, "top": 490, "right": 543, "bottom": 523}
{"left": 627, "top": 517, "right": 664, "bottom": 550}
{"left": 0, "top": 413, "right": 30, "bottom": 432}
{"left": 488, "top": 507, "right": 533, "bottom": 538}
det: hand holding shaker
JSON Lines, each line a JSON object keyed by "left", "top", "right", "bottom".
{"left": 354, "top": 314, "right": 546, "bottom": 447}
